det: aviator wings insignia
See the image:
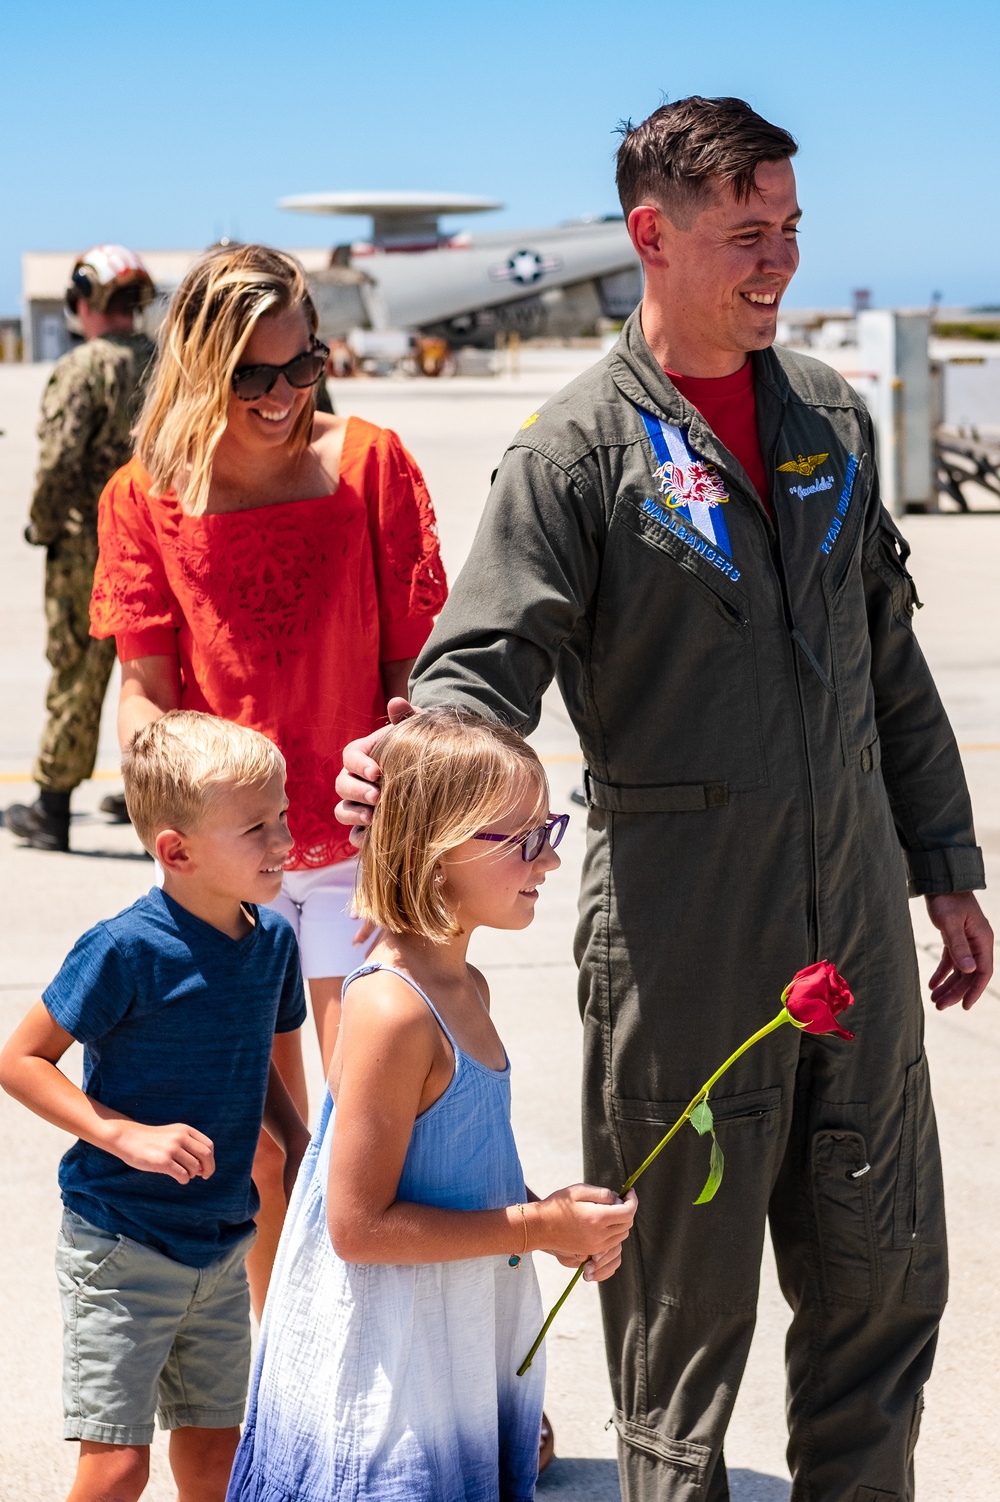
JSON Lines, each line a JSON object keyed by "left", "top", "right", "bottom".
{"left": 777, "top": 453, "right": 830, "bottom": 477}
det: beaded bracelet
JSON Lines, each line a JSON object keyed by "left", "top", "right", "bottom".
{"left": 508, "top": 1203, "right": 528, "bottom": 1268}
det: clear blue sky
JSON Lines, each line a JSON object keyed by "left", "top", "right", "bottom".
{"left": 2, "top": 0, "right": 998, "bottom": 316}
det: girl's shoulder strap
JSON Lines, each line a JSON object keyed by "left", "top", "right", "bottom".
{"left": 341, "top": 962, "right": 457, "bottom": 1049}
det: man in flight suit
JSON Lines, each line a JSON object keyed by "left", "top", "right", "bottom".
{"left": 336, "top": 98, "right": 994, "bottom": 1501}
{"left": 5, "top": 245, "right": 155, "bottom": 851}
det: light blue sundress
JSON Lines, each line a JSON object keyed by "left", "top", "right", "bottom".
{"left": 227, "top": 963, "right": 546, "bottom": 1502}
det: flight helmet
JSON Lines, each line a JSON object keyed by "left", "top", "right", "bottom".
{"left": 65, "top": 244, "right": 156, "bottom": 322}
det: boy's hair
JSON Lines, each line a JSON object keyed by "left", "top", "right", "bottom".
{"left": 355, "top": 709, "right": 548, "bottom": 943}
{"left": 615, "top": 96, "right": 797, "bottom": 227}
{"left": 123, "top": 711, "right": 286, "bottom": 853}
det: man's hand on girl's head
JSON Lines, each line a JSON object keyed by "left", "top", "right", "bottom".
{"left": 335, "top": 698, "right": 417, "bottom": 838}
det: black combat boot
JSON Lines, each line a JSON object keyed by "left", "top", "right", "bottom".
{"left": 3, "top": 788, "right": 71, "bottom": 851}
{"left": 99, "top": 792, "right": 132, "bottom": 824}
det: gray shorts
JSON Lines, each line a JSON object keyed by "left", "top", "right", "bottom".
{"left": 56, "top": 1208, "right": 254, "bottom": 1446}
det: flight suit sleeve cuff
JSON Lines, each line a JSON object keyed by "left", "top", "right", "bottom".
{"left": 905, "top": 845, "right": 986, "bottom": 897}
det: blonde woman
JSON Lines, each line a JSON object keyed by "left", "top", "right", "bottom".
{"left": 90, "top": 244, "right": 447, "bottom": 1311}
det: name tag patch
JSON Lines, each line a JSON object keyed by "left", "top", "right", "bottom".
{"left": 640, "top": 497, "right": 742, "bottom": 581}
{"left": 788, "top": 474, "right": 834, "bottom": 499}
{"left": 820, "top": 455, "right": 859, "bottom": 555}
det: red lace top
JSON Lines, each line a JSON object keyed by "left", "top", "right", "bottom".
{"left": 90, "top": 417, "right": 447, "bottom": 868}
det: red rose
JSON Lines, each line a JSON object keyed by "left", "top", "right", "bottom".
{"left": 783, "top": 962, "right": 855, "bottom": 1040}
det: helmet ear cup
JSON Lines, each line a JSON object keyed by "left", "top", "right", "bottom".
{"left": 65, "top": 265, "right": 96, "bottom": 315}
{"left": 64, "top": 248, "right": 155, "bottom": 322}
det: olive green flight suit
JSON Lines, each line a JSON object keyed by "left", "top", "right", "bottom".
{"left": 26, "top": 332, "right": 155, "bottom": 792}
{"left": 411, "top": 312, "right": 985, "bottom": 1502}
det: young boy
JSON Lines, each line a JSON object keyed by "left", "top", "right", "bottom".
{"left": 0, "top": 711, "right": 310, "bottom": 1502}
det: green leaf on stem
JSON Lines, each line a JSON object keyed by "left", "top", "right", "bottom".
{"left": 694, "top": 1133, "right": 725, "bottom": 1204}
{"left": 690, "top": 1099, "right": 713, "bottom": 1136}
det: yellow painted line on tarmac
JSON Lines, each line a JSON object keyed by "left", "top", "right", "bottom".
{"left": 0, "top": 768, "right": 120, "bottom": 784}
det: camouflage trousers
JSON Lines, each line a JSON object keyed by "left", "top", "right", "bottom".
{"left": 33, "top": 534, "right": 116, "bottom": 793}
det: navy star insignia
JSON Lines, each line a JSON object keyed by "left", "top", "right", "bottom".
{"left": 777, "top": 453, "right": 829, "bottom": 477}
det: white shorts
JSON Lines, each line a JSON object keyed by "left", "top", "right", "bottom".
{"left": 266, "top": 859, "right": 365, "bottom": 980}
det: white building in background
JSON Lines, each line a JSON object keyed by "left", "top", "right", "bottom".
{"left": 20, "top": 248, "right": 332, "bottom": 362}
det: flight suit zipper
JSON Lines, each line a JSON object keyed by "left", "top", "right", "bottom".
{"left": 765, "top": 454, "right": 822, "bottom": 963}
{"left": 709, "top": 439, "right": 822, "bottom": 964}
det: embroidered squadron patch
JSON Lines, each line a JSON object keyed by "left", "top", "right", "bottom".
{"left": 637, "top": 408, "right": 738, "bottom": 579}
{"left": 777, "top": 453, "right": 829, "bottom": 476}
{"left": 654, "top": 458, "right": 729, "bottom": 510}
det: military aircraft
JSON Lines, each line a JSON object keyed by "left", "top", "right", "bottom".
{"left": 278, "top": 191, "right": 642, "bottom": 347}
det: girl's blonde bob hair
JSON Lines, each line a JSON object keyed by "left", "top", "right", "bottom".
{"left": 135, "top": 244, "right": 319, "bottom": 517}
{"left": 355, "top": 709, "right": 548, "bottom": 943}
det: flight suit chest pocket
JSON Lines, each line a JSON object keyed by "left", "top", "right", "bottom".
{"left": 615, "top": 494, "right": 748, "bottom": 624}
{"left": 600, "top": 494, "right": 767, "bottom": 793}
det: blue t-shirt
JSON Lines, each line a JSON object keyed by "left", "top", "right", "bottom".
{"left": 44, "top": 888, "right": 306, "bottom": 1268}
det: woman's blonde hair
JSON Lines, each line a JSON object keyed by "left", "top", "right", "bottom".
{"left": 122, "top": 710, "right": 285, "bottom": 853}
{"left": 135, "top": 244, "right": 319, "bottom": 517}
{"left": 355, "top": 709, "right": 548, "bottom": 942}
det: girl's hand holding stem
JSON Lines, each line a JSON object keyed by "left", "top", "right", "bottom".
{"left": 527, "top": 1184, "right": 638, "bottom": 1284}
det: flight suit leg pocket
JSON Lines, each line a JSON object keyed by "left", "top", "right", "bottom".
{"left": 612, "top": 1087, "right": 781, "bottom": 1313}
{"left": 810, "top": 1129, "right": 880, "bottom": 1307}
{"left": 893, "top": 1052, "right": 948, "bottom": 1309}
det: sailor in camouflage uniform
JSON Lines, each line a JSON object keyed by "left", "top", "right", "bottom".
{"left": 4, "top": 246, "right": 155, "bottom": 851}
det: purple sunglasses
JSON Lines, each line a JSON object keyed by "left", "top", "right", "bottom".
{"left": 472, "top": 813, "right": 569, "bottom": 863}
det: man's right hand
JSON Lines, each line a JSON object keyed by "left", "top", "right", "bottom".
{"left": 109, "top": 1120, "right": 216, "bottom": 1184}
{"left": 334, "top": 697, "right": 416, "bottom": 840}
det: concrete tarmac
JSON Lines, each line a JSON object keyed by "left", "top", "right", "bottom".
{"left": 0, "top": 357, "right": 997, "bottom": 1500}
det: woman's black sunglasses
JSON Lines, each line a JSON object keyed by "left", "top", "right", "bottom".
{"left": 231, "top": 339, "right": 330, "bottom": 402}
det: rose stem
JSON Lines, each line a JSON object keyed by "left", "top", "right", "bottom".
{"left": 516, "top": 1008, "right": 791, "bottom": 1376}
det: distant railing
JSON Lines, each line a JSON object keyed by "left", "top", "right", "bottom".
{"left": 935, "top": 427, "right": 1000, "bottom": 511}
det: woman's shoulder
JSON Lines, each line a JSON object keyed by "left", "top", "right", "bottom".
{"left": 98, "top": 456, "right": 167, "bottom": 530}
{"left": 102, "top": 455, "right": 179, "bottom": 510}
{"left": 104, "top": 454, "right": 152, "bottom": 496}
{"left": 317, "top": 412, "right": 408, "bottom": 468}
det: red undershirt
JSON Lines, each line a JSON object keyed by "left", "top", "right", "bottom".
{"left": 666, "top": 358, "right": 773, "bottom": 521}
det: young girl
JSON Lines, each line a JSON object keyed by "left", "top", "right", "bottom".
{"left": 227, "top": 710, "right": 637, "bottom": 1502}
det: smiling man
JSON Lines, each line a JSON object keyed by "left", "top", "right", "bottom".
{"left": 337, "top": 97, "right": 993, "bottom": 1501}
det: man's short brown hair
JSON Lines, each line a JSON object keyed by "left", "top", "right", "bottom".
{"left": 616, "top": 96, "right": 797, "bottom": 226}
